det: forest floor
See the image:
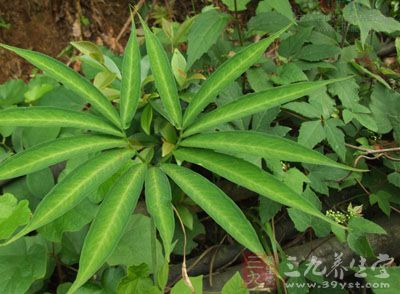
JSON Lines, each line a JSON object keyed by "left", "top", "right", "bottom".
{"left": 0, "top": 0, "right": 136, "bottom": 83}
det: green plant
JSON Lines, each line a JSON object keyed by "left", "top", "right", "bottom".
{"left": 0, "top": 6, "right": 385, "bottom": 293}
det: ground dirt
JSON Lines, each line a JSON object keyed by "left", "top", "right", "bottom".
{"left": 0, "top": 0, "right": 133, "bottom": 83}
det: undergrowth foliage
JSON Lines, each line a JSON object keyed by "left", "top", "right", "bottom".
{"left": 1, "top": 0, "right": 400, "bottom": 293}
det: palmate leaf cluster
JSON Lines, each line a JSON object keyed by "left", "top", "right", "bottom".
{"left": 0, "top": 0, "right": 400, "bottom": 292}
{"left": 0, "top": 13, "right": 354, "bottom": 293}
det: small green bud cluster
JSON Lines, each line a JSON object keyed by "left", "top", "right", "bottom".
{"left": 326, "top": 203, "right": 363, "bottom": 224}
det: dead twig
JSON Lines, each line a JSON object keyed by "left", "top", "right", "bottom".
{"left": 173, "top": 205, "right": 195, "bottom": 293}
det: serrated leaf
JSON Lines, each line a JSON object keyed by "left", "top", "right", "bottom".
{"left": 279, "top": 26, "right": 313, "bottom": 58}
{"left": 348, "top": 216, "right": 386, "bottom": 235}
{"left": 350, "top": 60, "right": 391, "bottom": 89}
{"left": 0, "top": 44, "right": 121, "bottom": 127}
{"left": 171, "top": 275, "right": 203, "bottom": 294}
{"left": 174, "top": 148, "right": 337, "bottom": 225}
{"left": 296, "top": 44, "right": 340, "bottom": 61}
{"left": 270, "top": 0, "right": 295, "bottom": 21}
{"left": 180, "top": 131, "right": 359, "bottom": 171}
{"left": 0, "top": 80, "right": 27, "bottom": 106}
{"left": 0, "top": 193, "right": 31, "bottom": 240}
{"left": 2, "top": 149, "right": 135, "bottom": 246}
{"left": 283, "top": 102, "right": 320, "bottom": 119}
{"left": 324, "top": 118, "right": 347, "bottom": 161}
{"left": 271, "top": 63, "right": 308, "bottom": 85}
{"left": 329, "top": 77, "right": 359, "bottom": 109}
{"left": 183, "top": 26, "right": 289, "bottom": 128}
{"left": 0, "top": 107, "right": 123, "bottom": 137}
{"left": 117, "top": 263, "right": 159, "bottom": 294}
{"left": 23, "top": 126, "right": 60, "bottom": 148}
{"left": 187, "top": 10, "right": 230, "bottom": 69}
{"left": 370, "top": 191, "right": 391, "bottom": 216}
{"left": 298, "top": 120, "right": 326, "bottom": 148}
{"left": 26, "top": 167, "right": 55, "bottom": 198}
{"left": 365, "top": 267, "right": 400, "bottom": 293}
{"left": 287, "top": 187, "right": 330, "bottom": 237}
{"left": 222, "top": 272, "right": 248, "bottom": 294}
{"left": 388, "top": 172, "right": 400, "bottom": 188}
{"left": 38, "top": 199, "right": 97, "bottom": 243}
{"left": 343, "top": 2, "right": 400, "bottom": 46}
{"left": 248, "top": 12, "right": 292, "bottom": 35}
{"left": 70, "top": 164, "right": 146, "bottom": 293}
{"left": 140, "top": 18, "right": 182, "bottom": 128}
{"left": 160, "top": 163, "right": 264, "bottom": 254}
{"left": 221, "top": 0, "right": 251, "bottom": 11}
{"left": 107, "top": 214, "right": 164, "bottom": 270}
{"left": 0, "top": 236, "right": 47, "bottom": 293}
{"left": 120, "top": 21, "right": 141, "bottom": 129}
{"left": 183, "top": 79, "right": 343, "bottom": 137}
{"left": 0, "top": 135, "right": 127, "bottom": 180}
{"left": 347, "top": 233, "right": 374, "bottom": 257}
{"left": 145, "top": 167, "right": 175, "bottom": 259}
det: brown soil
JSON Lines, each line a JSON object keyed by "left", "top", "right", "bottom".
{"left": 0, "top": 0, "right": 132, "bottom": 83}
{"left": 0, "top": 0, "right": 240, "bottom": 84}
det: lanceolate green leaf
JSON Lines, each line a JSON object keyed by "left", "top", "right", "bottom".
{"left": 0, "top": 44, "right": 121, "bottom": 128}
{"left": 180, "top": 131, "right": 360, "bottom": 171}
{"left": 183, "top": 79, "right": 344, "bottom": 137}
{"left": 140, "top": 19, "right": 182, "bottom": 128}
{"left": 0, "top": 135, "right": 127, "bottom": 180}
{"left": 160, "top": 164, "right": 264, "bottom": 254}
{"left": 174, "top": 148, "right": 336, "bottom": 225}
{"left": 182, "top": 26, "right": 290, "bottom": 128}
{"left": 2, "top": 149, "right": 135, "bottom": 246}
{"left": 0, "top": 107, "right": 124, "bottom": 137}
{"left": 70, "top": 164, "right": 146, "bottom": 293}
{"left": 120, "top": 21, "right": 141, "bottom": 129}
{"left": 145, "top": 167, "right": 175, "bottom": 260}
